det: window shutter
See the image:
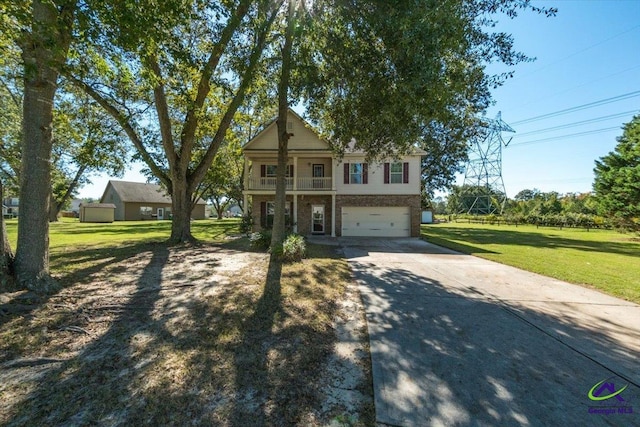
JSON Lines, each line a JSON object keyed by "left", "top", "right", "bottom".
{"left": 384, "top": 163, "right": 390, "bottom": 184}
{"left": 288, "top": 165, "right": 294, "bottom": 177}
{"left": 344, "top": 163, "right": 349, "bottom": 184}
{"left": 363, "top": 163, "right": 368, "bottom": 184}
{"left": 403, "top": 162, "right": 409, "bottom": 184}
{"left": 260, "top": 165, "right": 266, "bottom": 178}
{"left": 260, "top": 202, "right": 266, "bottom": 228}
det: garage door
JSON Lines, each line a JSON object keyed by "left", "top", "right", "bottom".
{"left": 341, "top": 206, "right": 410, "bottom": 237}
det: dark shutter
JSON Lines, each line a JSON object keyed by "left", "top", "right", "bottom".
{"left": 384, "top": 163, "right": 390, "bottom": 184}
{"left": 403, "top": 162, "right": 409, "bottom": 184}
{"left": 288, "top": 164, "right": 294, "bottom": 177}
{"left": 260, "top": 165, "right": 266, "bottom": 178}
{"left": 344, "top": 163, "right": 349, "bottom": 184}
{"left": 260, "top": 202, "right": 266, "bottom": 228}
{"left": 363, "top": 163, "right": 368, "bottom": 184}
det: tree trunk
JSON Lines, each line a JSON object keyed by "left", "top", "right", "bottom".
{"left": 50, "top": 164, "right": 86, "bottom": 222}
{"left": 49, "top": 197, "right": 60, "bottom": 222}
{"left": 169, "top": 177, "right": 194, "bottom": 243}
{"left": 270, "top": 0, "right": 296, "bottom": 247}
{"left": 0, "top": 181, "right": 15, "bottom": 291}
{"left": 15, "top": 1, "right": 75, "bottom": 290}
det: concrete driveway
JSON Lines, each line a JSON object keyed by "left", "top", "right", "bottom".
{"left": 339, "top": 237, "right": 640, "bottom": 426}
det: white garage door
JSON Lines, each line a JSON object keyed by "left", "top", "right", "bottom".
{"left": 341, "top": 206, "right": 410, "bottom": 237}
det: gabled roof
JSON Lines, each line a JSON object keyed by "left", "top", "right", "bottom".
{"left": 101, "top": 180, "right": 206, "bottom": 205}
{"left": 242, "top": 108, "right": 330, "bottom": 152}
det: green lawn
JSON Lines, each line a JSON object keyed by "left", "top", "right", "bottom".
{"left": 421, "top": 222, "right": 640, "bottom": 304}
{"left": 4, "top": 218, "right": 242, "bottom": 278}
{"left": 5, "top": 217, "right": 240, "bottom": 248}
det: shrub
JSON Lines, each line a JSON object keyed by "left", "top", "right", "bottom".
{"left": 249, "top": 230, "right": 271, "bottom": 250}
{"left": 281, "top": 233, "right": 306, "bottom": 262}
{"left": 240, "top": 212, "right": 253, "bottom": 235}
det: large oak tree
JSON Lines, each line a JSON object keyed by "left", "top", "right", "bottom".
{"left": 70, "top": 0, "right": 281, "bottom": 243}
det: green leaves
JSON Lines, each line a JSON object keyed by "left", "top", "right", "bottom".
{"left": 593, "top": 115, "right": 640, "bottom": 230}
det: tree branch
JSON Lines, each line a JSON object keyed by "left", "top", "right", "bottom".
{"left": 145, "top": 56, "right": 177, "bottom": 167}
{"left": 66, "top": 75, "right": 170, "bottom": 187}
{"left": 189, "top": 2, "right": 282, "bottom": 193}
{"left": 178, "top": 0, "right": 252, "bottom": 170}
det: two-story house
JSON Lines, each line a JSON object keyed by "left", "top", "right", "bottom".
{"left": 242, "top": 110, "right": 425, "bottom": 237}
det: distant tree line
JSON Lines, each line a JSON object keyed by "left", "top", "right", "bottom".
{"left": 429, "top": 187, "right": 603, "bottom": 229}
{"left": 427, "top": 114, "right": 640, "bottom": 232}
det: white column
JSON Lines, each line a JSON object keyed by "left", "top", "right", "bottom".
{"left": 293, "top": 156, "right": 298, "bottom": 190}
{"left": 331, "top": 193, "right": 336, "bottom": 237}
{"left": 243, "top": 158, "right": 250, "bottom": 190}
{"left": 293, "top": 194, "right": 298, "bottom": 233}
{"left": 331, "top": 158, "right": 337, "bottom": 191}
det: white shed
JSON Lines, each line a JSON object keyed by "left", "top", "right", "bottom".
{"left": 79, "top": 203, "right": 116, "bottom": 223}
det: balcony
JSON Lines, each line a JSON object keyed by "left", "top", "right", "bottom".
{"left": 247, "top": 177, "right": 332, "bottom": 191}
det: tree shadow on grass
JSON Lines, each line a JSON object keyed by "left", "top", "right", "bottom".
{"left": 0, "top": 241, "right": 162, "bottom": 329}
{"left": 3, "top": 244, "right": 172, "bottom": 425}
{"left": 2, "top": 240, "right": 353, "bottom": 426}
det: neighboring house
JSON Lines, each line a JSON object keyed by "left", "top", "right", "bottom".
{"left": 226, "top": 204, "right": 243, "bottom": 217}
{"left": 242, "top": 109, "right": 425, "bottom": 237}
{"left": 79, "top": 203, "right": 116, "bottom": 223}
{"left": 2, "top": 197, "right": 19, "bottom": 218}
{"left": 70, "top": 199, "right": 84, "bottom": 214}
{"left": 100, "top": 180, "right": 206, "bottom": 221}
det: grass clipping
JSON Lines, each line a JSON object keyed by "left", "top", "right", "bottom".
{"left": 0, "top": 242, "right": 373, "bottom": 426}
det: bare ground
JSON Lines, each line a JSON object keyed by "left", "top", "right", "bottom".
{"left": 0, "top": 242, "right": 373, "bottom": 426}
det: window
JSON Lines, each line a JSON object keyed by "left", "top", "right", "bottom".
{"left": 140, "top": 206, "right": 152, "bottom": 216}
{"left": 261, "top": 164, "right": 293, "bottom": 177}
{"left": 265, "top": 165, "right": 277, "bottom": 177}
{"left": 390, "top": 162, "right": 403, "bottom": 183}
{"left": 264, "top": 201, "right": 291, "bottom": 228}
{"left": 343, "top": 163, "right": 368, "bottom": 184}
{"left": 384, "top": 162, "right": 409, "bottom": 184}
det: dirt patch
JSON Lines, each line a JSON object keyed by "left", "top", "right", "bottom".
{"left": 0, "top": 242, "right": 373, "bottom": 426}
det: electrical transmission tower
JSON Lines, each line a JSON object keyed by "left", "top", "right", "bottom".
{"left": 460, "top": 112, "right": 515, "bottom": 215}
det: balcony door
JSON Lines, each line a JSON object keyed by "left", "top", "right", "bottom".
{"left": 313, "top": 164, "right": 324, "bottom": 189}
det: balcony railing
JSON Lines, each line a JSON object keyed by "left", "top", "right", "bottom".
{"left": 247, "top": 177, "right": 332, "bottom": 191}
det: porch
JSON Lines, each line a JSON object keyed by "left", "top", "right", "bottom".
{"left": 246, "top": 177, "right": 333, "bottom": 191}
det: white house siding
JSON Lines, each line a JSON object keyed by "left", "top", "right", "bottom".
{"left": 334, "top": 156, "right": 422, "bottom": 195}
{"left": 246, "top": 113, "right": 329, "bottom": 151}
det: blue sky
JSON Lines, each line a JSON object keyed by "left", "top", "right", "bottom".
{"left": 479, "top": 0, "right": 640, "bottom": 197}
{"left": 78, "top": 0, "right": 640, "bottom": 199}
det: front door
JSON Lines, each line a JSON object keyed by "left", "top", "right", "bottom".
{"left": 312, "top": 205, "right": 325, "bottom": 234}
{"left": 157, "top": 208, "right": 164, "bottom": 220}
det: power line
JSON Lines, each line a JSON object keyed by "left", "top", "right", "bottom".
{"left": 510, "top": 91, "right": 640, "bottom": 125}
{"left": 512, "top": 110, "right": 638, "bottom": 138}
{"left": 510, "top": 126, "right": 620, "bottom": 147}
{"left": 512, "top": 63, "right": 640, "bottom": 113}
{"left": 512, "top": 23, "right": 640, "bottom": 81}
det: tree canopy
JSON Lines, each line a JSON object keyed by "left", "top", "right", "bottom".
{"left": 594, "top": 115, "right": 640, "bottom": 230}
